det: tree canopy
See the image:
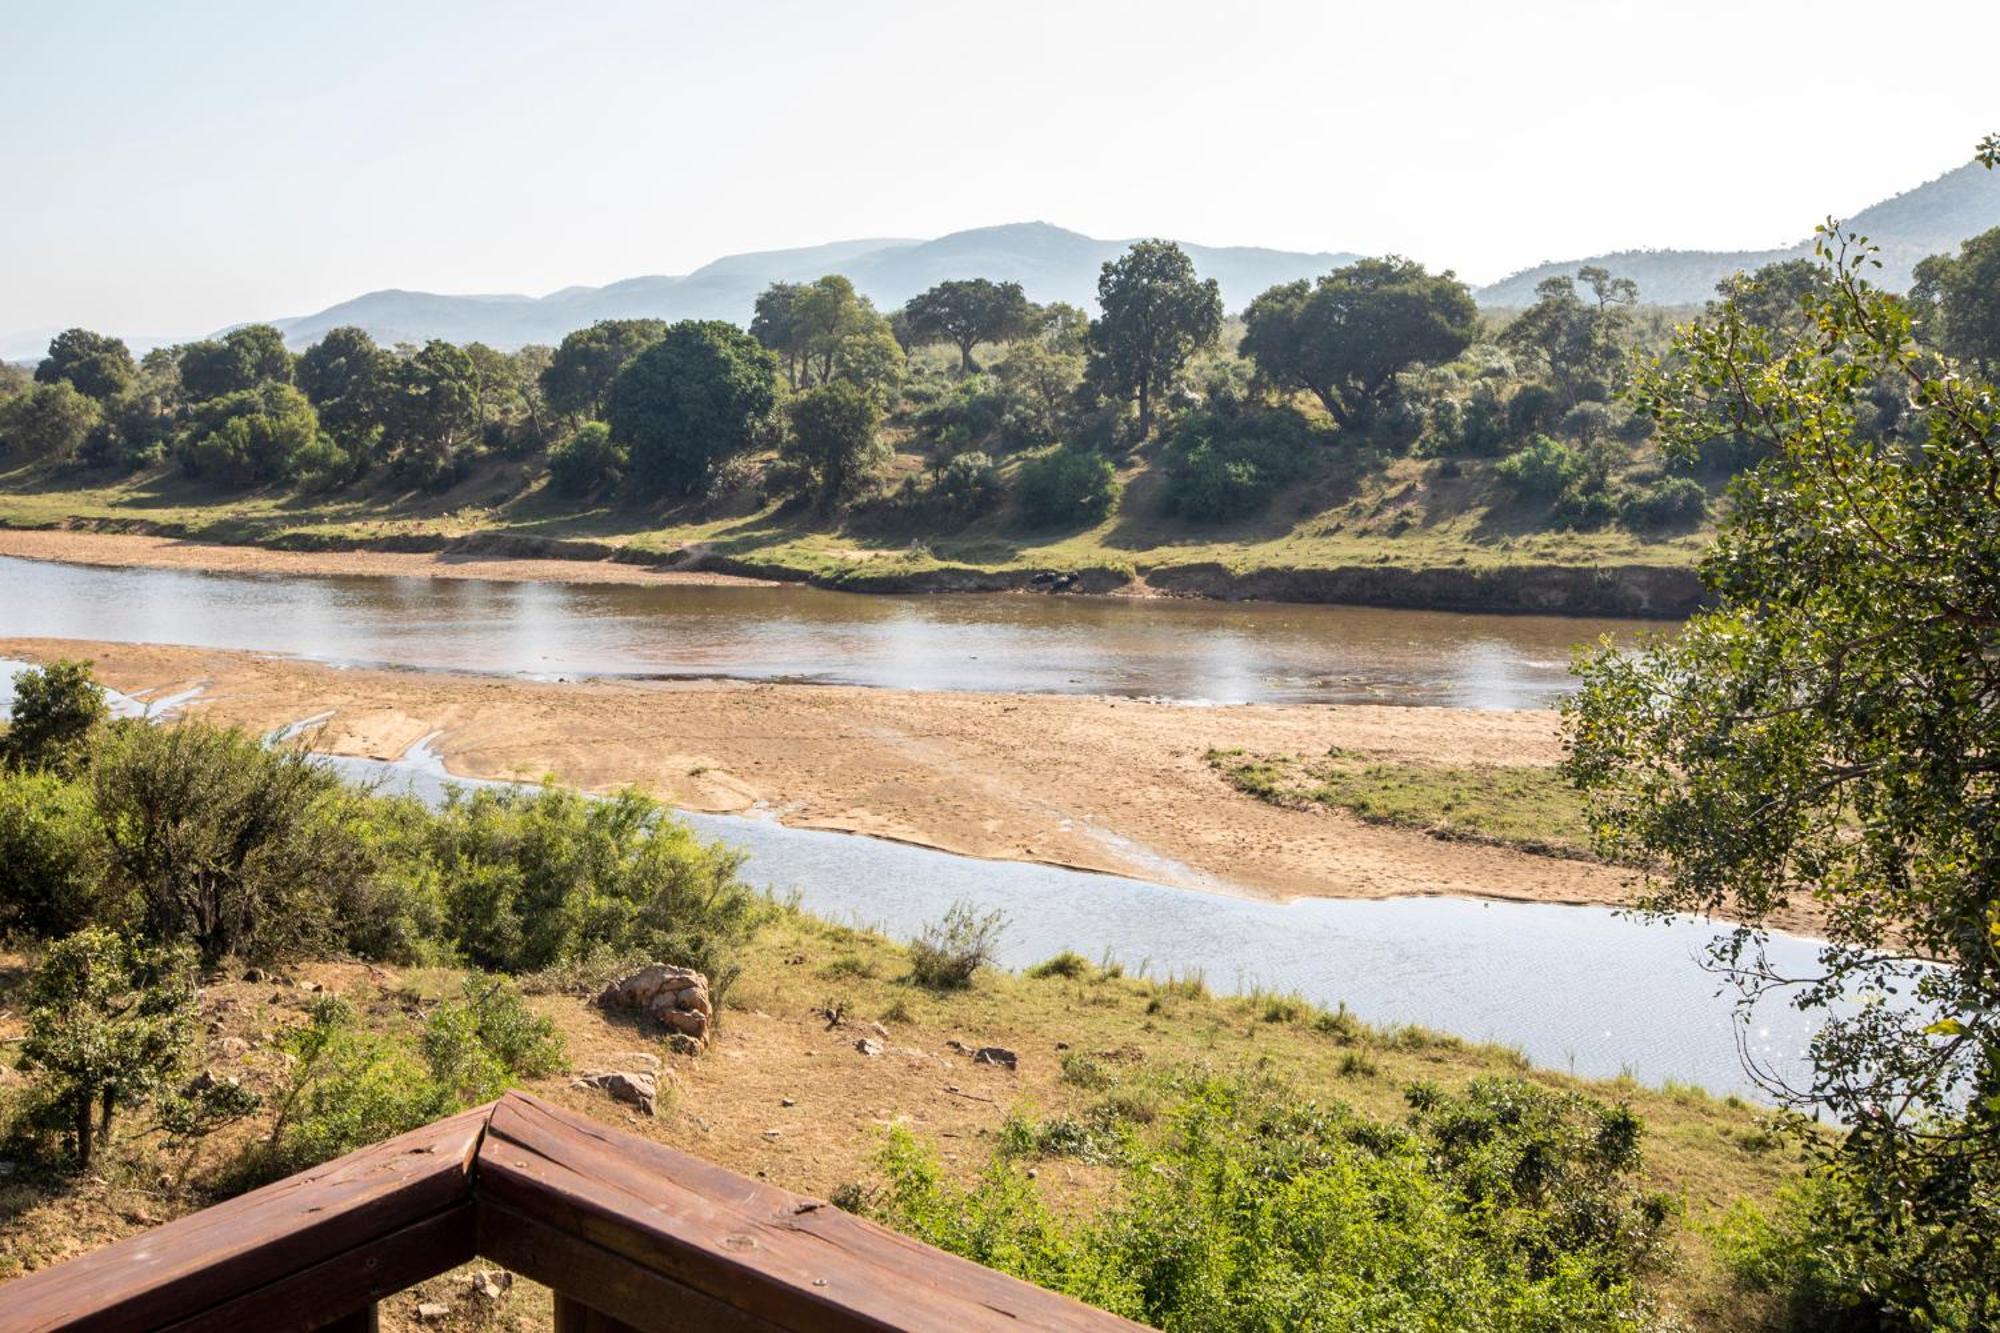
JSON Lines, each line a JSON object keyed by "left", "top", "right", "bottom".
{"left": 540, "top": 319, "right": 667, "bottom": 421}
{"left": 781, "top": 379, "right": 884, "bottom": 506}
{"left": 1912, "top": 225, "right": 2000, "bottom": 372}
{"left": 35, "top": 328, "right": 136, "bottom": 401}
{"left": 1565, "top": 230, "right": 2000, "bottom": 1323}
{"left": 1086, "top": 240, "right": 1222, "bottom": 440}
{"left": 1241, "top": 258, "right": 1477, "bottom": 429}
{"left": 1501, "top": 267, "right": 1639, "bottom": 407}
{"left": 607, "top": 320, "right": 778, "bottom": 495}
{"left": 901, "top": 279, "right": 1034, "bottom": 374}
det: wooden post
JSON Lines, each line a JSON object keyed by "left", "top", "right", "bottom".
{"left": 553, "top": 1293, "right": 646, "bottom": 1333}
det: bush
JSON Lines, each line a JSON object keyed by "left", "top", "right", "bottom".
{"left": 862, "top": 1074, "right": 1668, "bottom": 1330}
{"left": 1158, "top": 406, "right": 1316, "bottom": 522}
{"left": 19, "top": 928, "right": 198, "bottom": 1170}
{"left": 547, "top": 421, "right": 625, "bottom": 498}
{"left": 267, "top": 997, "right": 457, "bottom": 1172}
{"left": 1553, "top": 480, "right": 1620, "bottom": 530}
{"left": 1506, "top": 383, "right": 1562, "bottom": 439}
{"left": 174, "top": 383, "right": 322, "bottom": 486}
{"left": 934, "top": 451, "right": 1002, "bottom": 515}
{"left": 1014, "top": 446, "right": 1118, "bottom": 528}
{"left": 908, "top": 901, "right": 1006, "bottom": 989}
{"left": 3, "top": 659, "right": 108, "bottom": 775}
{"left": 1496, "top": 434, "right": 1586, "bottom": 500}
{"left": 1619, "top": 476, "right": 1707, "bottom": 530}
{"left": 1027, "top": 949, "right": 1091, "bottom": 980}
{"left": 0, "top": 380, "right": 99, "bottom": 460}
{"left": 426, "top": 783, "right": 756, "bottom": 984}
{"left": 0, "top": 768, "right": 104, "bottom": 938}
{"left": 780, "top": 380, "right": 887, "bottom": 506}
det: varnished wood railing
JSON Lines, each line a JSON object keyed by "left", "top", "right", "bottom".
{"left": 0, "top": 1091, "right": 1141, "bottom": 1332}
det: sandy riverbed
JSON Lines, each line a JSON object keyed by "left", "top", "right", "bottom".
{"left": 0, "top": 528, "right": 769, "bottom": 588}
{"left": 0, "top": 635, "right": 1692, "bottom": 926}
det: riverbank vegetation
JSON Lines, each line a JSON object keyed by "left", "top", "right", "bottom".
{"left": 0, "top": 659, "right": 1808, "bottom": 1328}
{"left": 1205, "top": 747, "right": 1597, "bottom": 861}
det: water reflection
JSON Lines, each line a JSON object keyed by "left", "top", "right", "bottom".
{"left": 0, "top": 555, "right": 1661, "bottom": 708}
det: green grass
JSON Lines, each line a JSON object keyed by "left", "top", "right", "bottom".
{"left": 1207, "top": 746, "right": 1600, "bottom": 860}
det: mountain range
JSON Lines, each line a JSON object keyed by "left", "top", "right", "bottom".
{"left": 6, "top": 159, "right": 1997, "bottom": 359}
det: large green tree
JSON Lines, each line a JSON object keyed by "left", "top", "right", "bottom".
{"left": 175, "top": 382, "right": 323, "bottom": 486}
{"left": 384, "top": 340, "right": 481, "bottom": 480}
{"left": 35, "top": 328, "right": 136, "bottom": 401}
{"left": 1565, "top": 228, "right": 2000, "bottom": 1323}
{"left": 176, "top": 324, "right": 294, "bottom": 401}
{"left": 1086, "top": 240, "right": 1222, "bottom": 441}
{"left": 1912, "top": 225, "right": 2000, "bottom": 372}
{"left": 540, "top": 319, "right": 667, "bottom": 421}
{"left": 607, "top": 320, "right": 777, "bottom": 496}
{"left": 902, "top": 278, "right": 1034, "bottom": 374}
{"left": 1241, "top": 258, "right": 1477, "bottom": 430}
{"left": 296, "top": 325, "right": 389, "bottom": 447}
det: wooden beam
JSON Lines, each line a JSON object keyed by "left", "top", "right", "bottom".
{"left": 477, "top": 1092, "right": 1144, "bottom": 1331}
{"left": 0, "top": 1104, "right": 488, "bottom": 1333}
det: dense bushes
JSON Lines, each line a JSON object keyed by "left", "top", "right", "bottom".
{"left": 1496, "top": 434, "right": 1586, "bottom": 500}
{"left": 1014, "top": 445, "right": 1118, "bottom": 527}
{"left": 547, "top": 421, "right": 624, "bottom": 497}
{"left": 861, "top": 1073, "right": 1667, "bottom": 1330}
{"left": 1619, "top": 476, "right": 1707, "bottom": 529}
{"left": 1158, "top": 405, "right": 1316, "bottom": 521}
{"left": 175, "top": 383, "right": 322, "bottom": 485}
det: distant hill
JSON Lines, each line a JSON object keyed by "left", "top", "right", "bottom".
{"left": 1474, "top": 161, "right": 2000, "bottom": 306}
{"left": 261, "top": 223, "right": 1361, "bottom": 351}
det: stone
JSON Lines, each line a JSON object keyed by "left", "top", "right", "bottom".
{"left": 463, "top": 1269, "right": 512, "bottom": 1301}
{"left": 854, "top": 1038, "right": 883, "bottom": 1057}
{"left": 241, "top": 967, "right": 266, "bottom": 983}
{"left": 416, "top": 1302, "right": 451, "bottom": 1321}
{"left": 212, "top": 1036, "right": 250, "bottom": 1061}
{"left": 780, "top": 1097, "right": 796, "bottom": 1107}
{"left": 863, "top": 1021, "right": 890, "bottom": 1040}
{"left": 972, "top": 1046, "right": 1019, "bottom": 1070}
{"left": 599, "top": 964, "right": 714, "bottom": 1051}
{"left": 574, "top": 1069, "right": 659, "bottom": 1116}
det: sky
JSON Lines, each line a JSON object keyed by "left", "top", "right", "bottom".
{"left": 2, "top": 0, "right": 1995, "bottom": 339}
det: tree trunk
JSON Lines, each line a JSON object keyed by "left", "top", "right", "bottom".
{"left": 958, "top": 340, "right": 976, "bottom": 375}
{"left": 99, "top": 1087, "right": 116, "bottom": 1146}
{"left": 1137, "top": 375, "right": 1153, "bottom": 441}
{"left": 75, "top": 1096, "right": 94, "bottom": 1171}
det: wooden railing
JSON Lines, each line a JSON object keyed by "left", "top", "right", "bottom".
{"left": 1, "top": 1091, "right": 1142, "bottom": 1332}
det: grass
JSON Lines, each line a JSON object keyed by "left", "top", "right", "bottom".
{"left": 0, "top": 436, "right": 1709, "bottom": 597}
{"left": 1207, "top": 745, "right": 1602, "bottom": 861}
{"left": 0, "top": 906, "right": 1803, "bottom": 1330}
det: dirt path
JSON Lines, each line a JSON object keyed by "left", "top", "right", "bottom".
{"left": 0, "top": 636, "right": 1689, "bottom": 925}
{"left": 0, "top": 527, "right": 770, "bottom": 588}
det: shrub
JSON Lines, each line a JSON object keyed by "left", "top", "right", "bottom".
{"left": 779, "top": 380, "right": 887, "bottom": 506}
{"left": 1158, "top": 405, "right": 1316, "bottom": 522}
{"left": 1619, "top": 476, "right": 1707, "bottom": 530}
{"left": 268, "top": 997, "right": 457, "bottom": 1172}
{"left": 907, "top": 901, "right": 1006, "bottom": 990}
{"left": 1028, "top": 949, "right": 1091, "bottom": 980}
{"left": 426, "top": 783, "right": 756, "bottom": 984}
{"left": 3, "top": 659, "right": 108, "bottom": 775}
{"left": 1553, "top": 480, "right": 1620, "bottom": 530}
{"left": 0, "top": 768, "right": 105, "bottom": 938}
{"left": 89, "top": 722, "right": 360, "bottom": 963}
{"left": 547, "top": 421, "right": 625, "bottom": 498}
{"left": 19, "top": 927, "right": 198, "bottom": 1170}
{"left": 1014, "top": 446, "right": 1118, "bottom": 528}
{"left": 174, "top": 383, "right": 322, "bottom": 486}
{"left": 0, "top": 380, "right": 99, "bottom": 460}
{"left": 1506, "top": 382, "right": 1562, "bottom": 439}
{"left": 934, "top": 451, "right": 1002, "bottom": 515}
{"left": 1496, "top": 434, "right": 1586, "bottom": 500}
{"left": 862, "top": 1074, "right": 1668, "bottom": 1330}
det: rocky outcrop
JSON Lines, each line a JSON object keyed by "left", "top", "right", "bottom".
{"left": 597, "top": 964, "right": 714, "bottom": 1049}
{"left": 573, "top": 1069, "right": 660, "bottom": 1116}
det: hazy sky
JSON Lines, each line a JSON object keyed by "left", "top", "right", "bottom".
{"left": 3, "top": 0, "right": 1995, "bottom": 337}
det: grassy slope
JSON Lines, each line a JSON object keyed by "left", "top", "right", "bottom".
{"left": 0, "top": 430, "right": 1710, "bottom": 589}
{"left": 0, "top": 911, "right": 1799, "bottom": 1331}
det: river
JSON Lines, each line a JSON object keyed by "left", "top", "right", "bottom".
{"left": 0, "top": 559, "right": 1827, "bottom": 1102}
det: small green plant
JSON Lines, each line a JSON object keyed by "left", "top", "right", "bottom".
{"left": 1027, "top": 949, "right": 1090, "bottom": 980}
{"left": 1059, "top": 1052, "right": 1112, "bottom": 1090}
{"left": 907, "top": 901, "right": 1006, "bottom": 990}
{"left": 1, "top": 659, "right": 108, "bottom": 776}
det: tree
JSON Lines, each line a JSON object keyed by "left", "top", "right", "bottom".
{"left": 35, "top": 328, "right": 136, "bottom": 401}
{"left": 1710, "top": 258, "right": 1826, "bottom": 339}
{"left": 547, "top": 421, "right": 625, "bottom": 498}
{"left": 1565, "top": 229, "right": 2000, "bottom": 1321}
{"left": 296, "top": 326, "right": 389, "bottom": 447}
{"left": 0, "top": 380, "right": 99, "bottom": 460}
{"left": 540, "top": 319, "right": 667, "bottom": 421}
{"left": 780, "top": 276, "right": 896, "bottom": 389}
{"left": 175, "top": 382, "right": 322, "bottom": 486}
{"left": 781, "top": 380, "right": 885, "bottom": 506}
{"left": 1500, "top": 267, "right": 1638, "bottom": 407}
{"left": 902, "top": 279, "right": 1035, "bottom": 374}
{"left": 1015, "top": 446, "right": 1119, "bottom": 527}
{"left": 829, "top": 323, "right": 906, "bottom": 407}
{"left": 1241, "top": 258, "right": 1477, "bottom": 430}
{"left": 607, "top": 320, "right": 777, "bottom": 496}
{"left": 1086, "top": 240, "right": 1222, "bottom": 440}
{"left": 20, "top": 928, "right": 197, "bottom": 1170}
{"left": 176, "top": 324, "right": 294, "bottom": 401}
{"left": 384, "top": 340, "right": 481, "bottom": 482}
{"left": 1912, "top": 225, "right": 2000, "bottom": 372}
{"left": 750, "top": 283, "right": 807, "bottom": 389}
{"left": 2, "top": 659, "right": 108, "bottom": 775}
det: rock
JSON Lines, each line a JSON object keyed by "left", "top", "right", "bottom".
{"left": 599, "top": 964, "right": 714, "bottom": 1051}
{"left": 574, "top": 1069, "right": 659, "bottom": 1116}
{"left": 762, "top": 1127, "right": 783, "bottom": 1139}
{"left": 863, "top": 1021, "right": 890, "bottom": 1040}
{"left": 416, "top": 1301, "right": 451, "bottom": 1321}
{"left": 780, "top": 1097, "right": 796, "bottom": 1108}
{"left": 608, "top": 1049, "right": 663, "bottom": 1071}
{"left": 972, "top": 1046, "right": 1019, "bottom": 1070}
{"left": 212, "top": 1036, "right": 250, "bottom": 1061}
{"left": 242, "top": 967, "right": 266, "bottom": 983}
{"left": 462, "top": 1269, "right": 512, "bottom": 1301}
{"left": 945, "top": 1039, "right": 969, "bottom": 1054}
{"left": 854, "top": 1038, "right": 883, "bottom": 1057}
